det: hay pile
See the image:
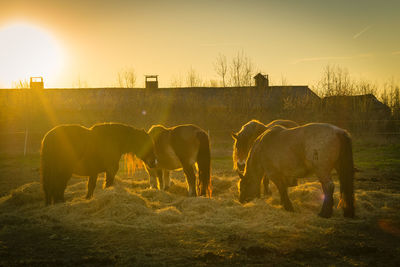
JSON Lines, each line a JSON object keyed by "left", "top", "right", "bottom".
{"left": 1, "top": 172, "right": 399, "bottom": 229}
{"left": 0, "top": 171, "right": 399, "bottom": 265}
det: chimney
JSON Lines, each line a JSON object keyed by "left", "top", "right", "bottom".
{"left": 253, "top": 73, "right": 269, "bottom": 89}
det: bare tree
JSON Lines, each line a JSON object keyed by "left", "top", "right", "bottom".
{"left": 186, "top": 67, "right": 202, "bottom": 87}
{"left": 242, "top": 56, "right": 254, "bottom": 86}
{"left": 280, "top": 75, "right": 288, "bottom": 86}
{"left": 229, "top": 51, "right": 254, "bottom": 87}
{"left": 208, "top": 79, "right": 219, "bottom": 87}
{"left": 355, "top": 79, "right": 377, "bottom": 95}
{"left": 170, "top": 74, "right": 183, "bottom": 88}
{"left": 214, "top": 53, "right": 228, "bottom": 87}
{"left": 12, "top": 79, "right": 29, "bottom": 89}
{"left": 73, "top": 75, "right": 88, "bottom": 88}
{"left": 230, "top": 51, "right": 243, "bottom": 87}
{"left": 318, "top": 65, "right": 354, "bottom": 97}
{"left": 117, "top": 67, "right": 136, "bottom": 88}
{"left": 382, "top": 78, "right": 400, "bottom": 118}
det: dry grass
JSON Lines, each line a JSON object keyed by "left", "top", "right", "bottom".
{"left": 0, "top": 162, "right": 399, "bottom": 265}
{"left": 0, "top": 136, "right": 399, "bottom": 265}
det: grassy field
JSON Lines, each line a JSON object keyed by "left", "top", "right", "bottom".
{"left": 0, "top": 135, "right": 399, "bottom": 266}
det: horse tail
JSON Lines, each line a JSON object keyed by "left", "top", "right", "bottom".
{"left": 197, "top": 130, "right": 212, "bottom": 197}
{"left": 40, "top": 134, "right": 54, "bottom": 205}
{"left": 337, "top": 131, "right": 355, "bottom": 218}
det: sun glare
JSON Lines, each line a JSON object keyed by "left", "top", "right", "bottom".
{"left": 0, "top": 23, "right": 63, "bottom": 88}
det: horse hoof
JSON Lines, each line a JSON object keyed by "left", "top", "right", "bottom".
{"left": 283, "top": 203, "right": 294, "bottom": 212}
{"left": 188, "top": 192, "right": 197, "bottom": 197}
{"left": 344, "top": 209, "right": 355, "bottom": 218}
{"left": 264, "top": 191, "right": 272, "bottom": 197}
{"left": 318, "top": 211, "right": 332, "bottom": 218}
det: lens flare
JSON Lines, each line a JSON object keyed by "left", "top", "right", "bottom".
{"left": 0, "top": 23, "right": 64, "bottom": 88}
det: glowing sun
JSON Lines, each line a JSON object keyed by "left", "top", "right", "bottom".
{"left": 0, "top": 23, "right": 63, "bottom": 88}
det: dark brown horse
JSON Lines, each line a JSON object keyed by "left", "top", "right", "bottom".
{"left": 238, "top": 123, "right": 355, "bottom": 218}
{"left": 144, "top": 124, "right": 211, "bottom": 197}
{"left": 40, "top": 123, "right": 157, "bottom": 205}
{"left": 232, "top": 119, "right": 298, "bottom": 195}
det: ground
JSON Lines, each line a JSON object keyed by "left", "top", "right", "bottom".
{"left": 0, "top": 136, "right": 399, "bottom": 266}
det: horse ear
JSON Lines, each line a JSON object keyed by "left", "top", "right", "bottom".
{"left": 237, "top": 170, "right": 244, "bottom": 179}
{"left": 231, "top": 132, "right": 238, "bottom": 140}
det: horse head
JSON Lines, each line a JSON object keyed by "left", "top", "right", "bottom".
{"left": 134, "top": 130, "right": 158, "bottom": 168}
{"left": 232, "top": 132, "right": 250, "bottom": 172}
{"left": 237, "top": 170, "right": 260, "bottom": 203}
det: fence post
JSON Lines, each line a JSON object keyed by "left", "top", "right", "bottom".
{"left": 23, "top": 129, "right": 28, "bottom": 156}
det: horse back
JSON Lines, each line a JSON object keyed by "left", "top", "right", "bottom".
{"left": 42, "top": 125, "right": 90, "bottom": 165}
{"left": 256, "top": 126, "right": 300, "bottom": 171}
{"left": 288, "top": 123, "right": 343, "bottom": 174}
{"left": 86, "top": 123, "right": 141, "bottom": 171}
{"left": 265, "top": 119, "right": 298, "bottom": 129}
{"left": 149, "top": 124, "right": 205, "bottom": 170}
{"left": 170, "top": 125, "right": 205, "bottom": 166}
{"left": 89, "top": 123, "right": 126, "bottom": 153}
{"left": 255, "top": 124, "right": 342, "bottom": 179}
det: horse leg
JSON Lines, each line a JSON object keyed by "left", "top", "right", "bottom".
{"left": 183, "top": 164, "right": 197, "bottom": 197}
{"left": 43, "top": 184, "right": 51, "bottom": 205}
{"left": 52, "top": 171, "right": 71, "bottom": 204}
{"left": 146, "top": 167, "right": 158, "bottom": 189}
{"left": 262, "top": 175, "right": 271, "bottom": 196}
{"left": 275, "top": 178, "right": 294, "bottom": 212}
{"left": 163, "top": 170, "right": 171, "bottom": 190}
{"left": 105, "top": 162, "right": 119, "bottom": 188}
{"left": 45, "top": 191, "right": 51, "bottom": 206}
{"left": 318, "top": 175, "right": 335, "bottom": 218}
{"left": 156, "top": 169, "right": 164, "bottom": 190}
{"left": 86, "top": 174, "right": 98, "bottom": 199}
{"left": 105, "top": 170, "right": 116, "bottom": 188}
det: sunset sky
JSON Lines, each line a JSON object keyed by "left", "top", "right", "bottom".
{"left": 0, "top": 0, "right": 399, "bottom": 88}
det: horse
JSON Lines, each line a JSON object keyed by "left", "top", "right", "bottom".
{"left": 238, "top": 123, "right": 355, "bottom": 218}
{"left": 144, "top": 124, "right": 211, "bottom": 197}
{"left": 40, "top": 123, "right": 157, "bottom": 205}
{"left": 232, "top": 119, "right": 298, "bottom": 195}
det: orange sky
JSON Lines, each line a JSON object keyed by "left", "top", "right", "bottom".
{"left": 0, "top": 0, "right": 399, "bottom": 88}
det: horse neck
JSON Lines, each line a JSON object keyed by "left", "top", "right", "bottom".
{"left": 249, "top": 126, "right": 267, "bottom": 144}
{"left": 244, "top": 147, "right": 264, "bottom": 183}
{"left": 121, "top": 128, "right": 141, "bottom": 154}
{"left": 256, "top": 124, "right": 268, "bottom": 134}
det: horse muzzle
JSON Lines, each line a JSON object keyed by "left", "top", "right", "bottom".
{"left": 237, "top": 164, "right": 245, "bottom": 172}
{"left": 239, "top": 194, "right": 250, "bottom": 204}
{"left": 147, "top": 158, "right": 158, "bottom": 168}
{"left": 237, "top": 160, "right": 246, "bottom": 171}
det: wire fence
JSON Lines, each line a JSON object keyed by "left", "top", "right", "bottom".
{"left": 1, "top": 120, "right": 400, "bottom": 155}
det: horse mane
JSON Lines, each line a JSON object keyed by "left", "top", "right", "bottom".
{"left": 148, "top": 124, "right": 168, "bottom": 131}
{"left": 265, "top": 119, "right": 298, "bottom": 129}
{"left": 260, "top": 125, "right": 287, "bottom": 139}
{"left": 238, "top": 120, "right": 265, "bottom": 134}
{"left": 148, "top": 124, "right": 168, "bottom": 140}
{"left": 91, "top": 122, "right": 150, "bottom": 171}
{"left": 232, "top": 120, "right": 267, "bottom": 170}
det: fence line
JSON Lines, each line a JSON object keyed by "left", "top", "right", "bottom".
{"left": 2, "top": 119, "right": 400, "bottom": 135}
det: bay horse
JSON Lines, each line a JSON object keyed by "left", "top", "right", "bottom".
{"left": 40, "top": 123, "right": 157, "bottom": 205}
{"left": 144, "top": 124, "right": 211, "bottom": 197}
{"left": 238, "top": 123, "right": 355, "bottom": 218}
{"left": 232, "top": 119, "right": 298, "bottom": 195}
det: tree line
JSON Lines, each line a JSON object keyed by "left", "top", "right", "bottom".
{"left": 10, "top": 52, "right": 399, "bottom": 118}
